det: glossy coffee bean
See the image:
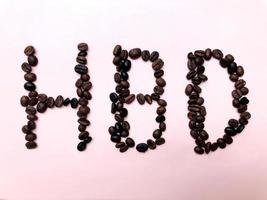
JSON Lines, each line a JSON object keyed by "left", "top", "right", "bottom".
{"left": 194, "top": 146, "right": 204, "bottom": 154}
{"left": 27, "top": 114, "right": 38, "bottom": 121}
{"left": 153, "top": 129, "right": 162, "bottom": 139}
{"left": 125, "top": 94, "right": 135, "bottom": 104}
{"left": 223, "top": 134, "right": 233, "bottom": 144}
{"left": 228, "top": 119, "right": 239, "bottom": 128}
{"left": 126, "top": 137, "right": 135, "bottom": 147}
{"left": 24, "top": 45, "right": 35, "bottom": 56}
{"left": 110, "top": 93, "right": 118, "bottom": 103}
{"left": 150, "top": 51, "right": 159, "bottom": 62}
{"left": 25, "top": 141, "right": 37, "bottom": 149}
{"left": 145, "top": 95, "right": 152, "bottom": 104}
{"left": 21, "top": 62, "right": 32, "bottom": 73}
{"left": 120, "top": 145, "right": 129, "bottom": 153}
{"left": 37, "top": 102, "right": 47, "bottom": 113}
{"left": 155, "top": 138, "right": 165, "bottom": 145}
{"left": 77, "top": 141, "right": 87, "bottom": 151}
{"left": 239, "top": 97, "right": 249, "bottom": 105}
{"left": 147, "top": 139, "right": 156, "bottom": 149}
{"left": 116, "top": 142, "right": 125, "bottom": 148}
{"left": 204, "top": 48, "right": 212, "bottom": 60}
{"left": 210, "top": 142, "right": 218, "bottom": 151}
{"left": 76, "top": 56, "right": 87, "bottom": 64}
{"left": 24, "top": 82, "right": 36, "bottom": 91}
{"left": 152, "top": 59, "right": 164, "bottom": 70}
{"left": 224, "top": 127, "right": 236, "bottom": 136}
{"left": 236, "top": 125, "right": 245, "bottom": 133}
{"left": 28, "top": 55, "right": 38, "bottom": 66}
{"left": 141, "top": 50, "right": 150, "bottom": 61}
{"left": 25, "top": 106, "right": 36, "bottom": 115}
{"left": 78, "top": 43, "right": 88, "bottom": 51}
{"left": 113, "top": 45, "right": 122, "bottom": 56}
{"left": 156, "top": 78, "right": 166, "bottom": 87}
{"left": 129, "top": 48, "right": 141, "bottom": 59}
{"left": 24, "top": 73, "right": 36, "bottom": 82}
{"left": 157, "top": 107, "right": 166, "bottom": 115}
{"left": 25, "top": 133, "right": 37, "bottom": 142}
{"left": 70, "top": 98, "right": 78, "bottom": 108}
{"left": 136, "top": 143, "right": 148, "bottom": 152}
{"left": 20, "top": 96, "right": 30, "bottom": 107}
{"left": 212, "top": 49, "right": 223, "bottom": 59}
{"left": 185, "top": 84, "right": 193, "bottom": 95}
{"left": 236, "top": 66, "right": 244, "bottom": 76}
{"left": 75, "top": 64, "right": 88, "bottom": 74}
{"left": 55, "top": 95, "right": 64, "bottom": 107}
{"left": 217, "top": 138, "right": 226, "bottom": 148}
{"left": 136, "top": 93, "right": 145, "bottom": 105}
{"left": 205, "top": 142, "right": 211, "bottom": 154}
{"left": 79, "top": 131, "right": 89, "bottom": 140}
{"left": 154, "top": 70, "right": 164, "bottom": 78}
{"left": 111, "top": 135, "right": 121, "bottom": 143}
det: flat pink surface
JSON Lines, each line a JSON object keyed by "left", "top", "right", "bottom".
{"left": 0, "top": 0, "right": 267, "bottom": 199}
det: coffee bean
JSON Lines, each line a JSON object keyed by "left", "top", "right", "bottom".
{"left": 37, "top": 102, "right": 47, "bottom": 113}
{"left": 75, "top": 64, "right": 88, "bottom": 74}
{"left": 79, "top": 131, "right": 89, "bottom": 140}
{"left": 136, "top": 143, "right": 148, "bottom": 152}
{"left": 194, "top": 56, "right": 204, "bottom": 65}
{"left": 228, "top": 62, "right": 237, "bottom": 74}
{"left": 194, "top": 146, "right": 204, "bottom": 154}
{"left": 187, "top": 59, "right": 197, "bottom": 70}
{"left": 152, "top": 59, "right": 164, "bottom": 70}
{"left": 150, "top": 51, "right": 159, "bottom": 62}
{"left": 197, "top": 66, "right": 205, "bottom": 74}
{"left": 156, "top": 78, "right": 166, "bottom": 87}
{"left": 126, "top": 137, "right": 135, "bottom": 147}
{"left": 156, "top": 107, "right": 166, "bottom": 115}
{"left": 239, "top": 97, "right": 249, "bottom": 105}
{"left": 78, "top": 118, "right": 90, "bottom": 126}
{"left": 76, "top": 56, "right": 87, "bottom": 64}
{"left": 55, "top": 95, "right": 64, "bottom": 107}
{"left": 135, "top": 93, "right": 145, "bottom": 105}
{"left": 116, "top": 142, "right": 125, "bottom": 148}
{"left": 121, "top": 130, "right": 129, "bottom": 137}
{"left": 235, "top": 79, "right": 246, "bottom": 89}
{"left": 125, "top": 94, "right": 135, "bottom": 104}
{"left": 239, "top": 117, "right": 248, "bottom": 125}
{"left": 228, "top": 119, "right": 239, "bottom": 128}
{"left": 194, "top": 50, "right": 205, "bottom": 57}
{"left": 78, "top": 124, "right": 86, "bottom": 132}
{"left": 79, "top": 106, "right": 90, "bottom": 115}
{"left": 111, "top": 135, "right": 121, "bottom": 143}
{"left": 154, "top": 70, "right": 164, "bottom": 78}
{"left": 236, "top": 66, "right": 244, "bottom": 77}
{"left": 236, "top": 124, "right": 245, "bottom": 133}
{"left": 77, "top": 141, "right": 87, "bottom": 151}
{"left": 81, "top": 74, "right": 90, "bottom": 81}
{"left": 199, "top": 130, "right": 209, "bottom": 140}
{"left": 78, "top": 51, "right": 87, "bottom": 57}
{"left": 120, "top": 50, "right": 128, "bottom": 59}
{"left": 230, "top": 74, "right": 239, "bottom": 82}
{"left": 205, "top": 142, "right": 211, "bottom": 154}
{"left": 240, "top": 112, "right": 251, "bottom": 120}
{"left": 120, "top": 145, "right": 129, "bottom": 153}
{"left": 121, "top": 121, "right": 130, "bottom": 131}
{"left": 147, "top": 139, "right": 156, "bottom": 149}
{"left": 21, "top": 62, "right": 32, "bottom": 73}
{"left": 217, "top": 138, "right": 226, "bottom": 148}
{"left": 78, "top": 43, "right": 88, "bottom": 51}
{"left": 46, "top": 97, "right": 55, "bottom": 108}
{"left": 113, "top": 45, "right": 122, "bottom": 56}
{"left": 145, "top": 95, "right": 152, "bottom": 104}
{"left": 211, "top": 142, "right": 218, "bottom": 151}
{"left": 29, "top": 98, "right": 38, "bottom": 106}
{"left": 63, "top": 98, "right": 70, "bottom": 106}
{"left": 159, "top": 122, "right": 166, "bottom": 131}
{"left": 185, "top": 84, "right": 193, "bottom": 96}
{"left": 204, "top": 48, "right": 212, "bottom": 60}
{"left": 20, "top": 96, "right": 30, "bottom": 107}
{"left": 153, "top": 86, "right": 164, "bottom": 95}
{"left": 84, "top": 136, "right": 92, "bottom": 143}
{"left": 223, "top": 134, "right": 233, "bottom": 144}
{"left": 25, "top": 141, "right": 37, "bottom": 149}
{"left": 141, "top": 50, "right": 150, "bottom": 61}
{"left": 24, "top": 82, "right": 36, "bottom": 91}
{"left": 24, "top": 45, "right": 35, "bottom": 56}
{"left": 38, "top": 93, "right": 47, "bottom": 103}
{"left": 129, "top": 48, "right": 141, "bottom": 59}
{"left": 225, "top": 54, "right": 235, "bottom": 63}
{"left": 186, "top": 70, "right": 197, "bottom": 80}
{"left": 224, "top": 127, "right": 236, "bottom": 136}
{"left": 212, "top": 49, "right": 223, "bottom": 59}
{"left": 110, "top": 93, "right": 118, "bottom": 103}
{"left": 240, "top": 87, "right": 249, "bottom": 95}
{"left": 153, "top": 129, "right": 162, "bottom": 139}
{"left": 24, "top": 73, "right": 36, "bottom": 82}
{"left": 26, "top": 106, "right": 36, "bottom": 115}
{"left": 121, "top": 71, "right": 129, "bottom": 80}
{"left": 28, "top": 91, "right": 38, "bottom": 98}
{"left": 220, "top": 58, "right": 228, "bottom": 68}
{"left": 25, "top": 133, "right": 37, "bottom": 141}
{"left": 28, "top": 55, "right": 38, "bottom": 66}
{"left": 155, "top": 138, "right": 165, "bottom": 145}
{"left": 232, "top": 89, "right": 243, "bottom": 99}
{"left": 27, "top": 114, "right": 38, "bottom": 121}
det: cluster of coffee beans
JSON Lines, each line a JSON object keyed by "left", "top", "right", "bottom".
{"left": 185, "top": 49, "right": 251, "bottom": 154}
{"left": 109, "top": 45, "right": 167, "bottom": 153}
{"left": 20, "top": 43, "right": 92, "bottom": 151}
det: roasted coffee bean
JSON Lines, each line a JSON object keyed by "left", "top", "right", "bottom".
{"left": 155, "top": 138, "right": 165, "bottom": 145}
{"left": 147, "top": 139, "right": 156, "bottom": 149}
{"left": 78, "top": 131, "right": 89, "bottom": 140}
{"left": 121, "top": 71, "right": 129, "bottom": 80}
{"left": 219, "top": 58, "right": 228, "bottom": 68}
{"left": 25, "top": 133, "right": 37, "bottom": 142}
{"left": 236, "top": 124, "right": 245, "bottom": 133}
{"left": 187, "top": 59, "right": 197, "bottom": 70}
{"left": 24, "top": 73, "right": 36, "bottom": 82}
{"left": 75, "top": 64, "right": 88, "bottom": 74}
{"left": 156, "top": 106, "right": 166, "bottom": 115}
{"left": 159, "top": 122, "right": 166, "bottom": 131}
{"left": 113, "top": 45, "right": 122, "bottom": 56}
{"left": 150, "top": 51, "right": 159, "bottom": 62}
{"left": 238, "top": 104, "right": 247, "bottom": 113}
{"left": 55, "top": 95, "right": 64, "bottom": 107}
{"left": 227, "top": 62, "right": 237, "bottom": 74}
{"left": 78, "top": 43, "right": 88, "bottom": 51}
{"left": 151, "top": 93, "right": 160, "bottom": 101}
{"left": 78, "top": 124, "right": 86, "bottom": 132}
{"left": 239, "top": 97, "right": 249, "bottom": 105}
{"left": 232, "top": 89, "right": 242, "bottom": 99}
{"left": 38, "top": 93, "right": 47, "bottom": 103}
{"left": 186, "top": 70, "right": 197, "bottom": 80}
{"left": 63, "top": 98, "right": 70, "bottom": 106}
{"left": 119, "top": 59, "right": 131, "bottom": 71}
{"left": 78, "top": 51, "right": 87, "bottom": 57}
{"left": 235, "top": 79, "right": 246, "bottom": 89}
{"left": 154, "top": 70, "right": 164, "bottom": 78}
{"left": 75, "top": 79, "right": 83, "bottom": 88}
{"left": 240, "top": 87, "right": 249, "bottom": 95}
{"left": 25, "top": 141, "right": 37, "bottom": 149}
{"left": 197, "top": 66, "right": 205, "bottom": 74}
{"left": 81, "top": 74, "right": 90, "bottom": 81}
{"left": 188, "top": 52, "right": 195, "bottom": 59}
{"left": 84, "top": 136, "right": 92, "bottom": 143}
{"left": 29, "top": 97, "right": 38, "bottom": 106}
{"left": 125, "top": 94, "right": 135, "bottom": 104}
{"left": 78, "top": 118, "right": 90, "bottom": 126}
{"left": 224, "top": 127, "right": 236, "bottom": 136}
{"left": 204, "top": 48, "right": 212, "bottom": 60}
{"left": 239, "top": 117, "right": 248, "bottom": 125}
{"left": 77, "top": 141, "right": 87, "bottom": 151}
{"left": 156, "top": 115, "right": 165, "bottom": 123}
{"left": 199, "top": 130, "right": 209, "bottom": 140}
{"left": 119, "top": 108, "right": 128, "bottom": 118}
{"left": 28, "top": 55, "right": 38, "bottom": 66}
{"left": 129, "top": 48, "right": 141, "bottom": 59}
{"left": 236, "top": 66, "right": 244, "bottom": 76}
{"left": 21, "top": 62, "right": 32, "bottom": 73}
{"left": 37, "top": 102, "right": 47, "bottom": 113}
{"left": 223, "top": 134, "right": 233, "bottom": 144}
{"left": 152, "top": 59, "right": 164, "bottom": 70}
{"left": 27, "top": 121, "right": 36, "bottom": 130}
{"left": 28, "top": 92, "right": 38, "bottom": 100}
{"left": 153, "top": 129, "right": 162, "bottom": 139}
{"left": 205, "top": 142, "right": 211, "bottom": 154}
{"left": 120, "top": 130, "right": 129, "bottom": 137}
{"left": 194, "top": 50, "right": 205, "bottom": 57}
{"left": 120, "top": 50, "right": 128, "bottom": 59}
{"left": 24, "top": 45, "right": 35, "bottom": 56}
{"left": 211, "top": 142, "right": 218, "bottom": 151}
{"left": 157, "top": 99, "right": 167, "bottom": 107}
{"left": 110, "top": 92, "right": 118, "bottom": 103}
{"left": 136, "top": 143, "right": 148, "bottom": 152}
{"left": 116, "top": 142, "right": 125, "bottom": 148}
{"left": 26, "top": 106, "right": 36, "bottom": 115}
{"left": 24, "top": 82, "right": 36, "bottom": 91}
{"left": 156, "top": 78, "right": 166, "bottom": 87}
{"left": 46, "top": 97, "right": 55, "bottom": 108}
{"left": 126, "top": 137, "right": 135, "bottom": 147}
{"left": 194, "top": 56, "right": 204, "bottom": 66}
{"left": 194, "top": 146, "right": 204, "bottom": 154}
{"left": 113, "top": 56, "right": 121, "bottom": 66}
{"left": 114, "top": 73, "right": 121, "bottom": 83}
{"left": 82, "top": 81, "right": 92, "bottom": 91}
{"left": 79, "top": 106, "right": 90, "bottom": 115}
{"left": 22, "top": 125, "right": 30, "bottom": 134}
{"left": 141, "top": 50, "right": 150, "bottom": 61}
{"left": 217, "top": 138, "right": 226, "bottom": 148}
{"left": 76, "top": 56, "right": 87, "bottom": 64}
{"left": 212, "top": 49, "right": 223, "bottom": 59}
{"left": 228, "top": 119, "right": 239, "bottom": 128}
{"left": 20, "top": 96, "right": 30, "bottom": 107}
{"left": 240, "top": 112, "right": 251, "bottom": 120}
{"left": 120, "top": 145, "right": 129, "bottom": 153}
{"left": 136, "top": 93, "right": 145, "bottom": 105}
{"left": 145, "top": 94, "right": 152, "bottom": 104}
{"left": 153, "top": 86, "right": 164, "bottom": 95}
{"left": 225, "top": 54, "right": 234, "bottom": 63}
{"left": 111, "top": 135, "right": 121, "bottom": 143}
{"left": 27, "top": 114, "right": 38, "bottom": 121}
{"left": 229, "top": 74, "right": 239, "bottom": 82}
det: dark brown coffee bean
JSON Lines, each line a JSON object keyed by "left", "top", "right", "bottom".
{"left": 152, "top": 59, "right": 164, "bottom": 70}
{"left": 78, "top": 97, "right": 88, "bottom": 106}
{"left": 75, "top": 79, "right": 83, "bottom": 88}
{"left": 29, "top": 97, "right": 38, "bottom": 106}
{"left": 240, "top": 87, "right": 249, "bottom": 95}
{"left": 150, "top": 51, "right": 159, "bottom": 62}
{"left": 46, "top": 97, "right": 55, "bottom": 108}
{"left": 22, "top": 125, "right": 30, "bottom": 134}
{"left": 78, "top": 51, "right": 87, "bottom": 57}
{"left": 77, "top": 141, "right": 87, "bottom": 151}
{"left": 204, "top": 48, "right": 212, "bottom": 60}
{"left": 28, "top": 55, "right": 38, "bottom": 66}
{"left": 78, "top": 118, "right": 90, "bottom": 126}
{"left": 75, "top": 64, "right": 88, "bottom": 75}
{"left": 78, "top": 43, "right": 88, "bottom": 51}
{"left": 116, "top": 142, "right": 125, "bottom": 148}
{"left": 129, "top": 48, "right": 141, "bottom": 59}
{"left": 24, "top": 45, "right": 35, "bottom": 56}
{"left": 186, "top": 70, "right": 197, "bottom": 80}
{"left": 232, "top": 89, "right": 242, "bottom": 99}
{"left": 154, "top": 70, "right": 164, "bottom": 78}
{"left": 194, "top": 146, "right": 204, "bottom": 154}
{"left": 78, "top": 131, "right": 89, "bottom": 140}
{"left": 26, "top": 106, "right": 36, "bottom": 115}
{"left": 27, "top": 120, "right": 36, "bottom": 130}
{"left": 114, "top": 73, "right": 121, "bottom": 83}
{"left": 136, "top": 143, "right": 148, "bottom": 152}
{"left": 156, "top": 78, "right": 166, "bottom": 87}
{"left": 236, "top": 66, "right": 244, "bottom": 77}
{"left": 141, "top": 50, "right": 150, "bottom": 61}
{"left": 159, "top": 122, "right": 166, "bottom": 131}
{"left": 20, "top": 96, "right": 30, "bottom": 107}
{"left": 79, "top": 106, "right": 90, "bottom": 115}
{"left": 24, "top": 82, "right": 36, "bottom": 91}
{"left": 232, "top": 99, "right": 240, "bottom": 108}
{"left": 194, "top": 50, "right": 205, "bottom": 57}
{"left": 81, "top": 74, "right": 90, "bottom": 81}
{"left": 153, "top": 86, "right": 164, "bottom": 95}
{"left": 155, "top": 138, "right": 165, "bottom": 145}
{"left": 137, "top": 93, "right": 145, "bottom": 105}
{"left": 217, "top": 138, "right": 226, "bottom": 148}
{"left": 55, "top": 95, "right": 64, "bottom": 107}
{"left": 76, "top": 56, "right": 87, "bottom": 64}
{"left": 225, "top": 54, "right": 234, "bottom": 63}
{"left": 78, "top": 124, "right": 86, "bottom": 132}
{"left": 230, "top": 74, "right": 239, "bottom": 82}
{"left": 37, "top": 102, "right": 47, "bottom": 113}
{"left": 157, "top": 106, "right": 166, "bottom": 115}
{"left": 145, "top": 95, "right": 152, "bottom": 104}
{"left": 240, "top": 112, "right": 251, "bottom": 120}
{"left": 212, "top": 49, "right": 223, "bottom": 59}
{"left": 25, "top": 133, "right": 37, "bottom": 142}
{"left": 21, "top": 62, "right": 32, "bottom": 73}
{"left": 235, "top": 79, "right": 246, "bottom": 89}
{"left": 187, "top": 59, "right": 197, "bottom": 70}
{"left": 27, "top": 114, "right": 38, "bottom": 121}
{"left": 38, "top": 93, "right": 47, "bottom": 103}
{"left": 119, "top": 145, "right": 129, "bottom": 153}
{"left": 24, "top": 73, "right": 36, "bottom": 82}
{"left": 153, "top": 129, "right": 162, "bottom": 139}
{"left": 125, "top": 94, "right": 135, "bottom": 104}
{"left": 28, "top": 91, "right": 38, "bottom": 98}
{"left": 156, "top": 99, "right": 166, "bottom": 107}
{"left": 199, "top": 130, "right": 209, "bottom": 140}
{"left": 197, "top": 66, "right": 205, "bottom": 74}
{"left": 147, "top": 139, "right": 156, "bottom": 149}
{"left": 151, "top": 93, "right": 160, "bottom": 101}
{"left": 185, "top": 84, "right": 193, "bottom": 96}
{"left": 82, "top": 81, "right": 92, "bottom": 91}
{"left": 194, "top": 56, "right": 204, "bottom": 66}
{"left": 83, "top": 91, "right": 92, "bottom": 100}
{"left": 126, "top": 137, "right": 135, "bottom": 147}
{"left": 25, "top": 141, "right": 37, "bottom": 149}
{"left": 228, "top": 119, "right": 239, "bottom": 128}
{"left": 120, "top": 50, "right": 128, "bottom": 59}
{"left": 113, "top": 45, "right": 122, "bottom": 56}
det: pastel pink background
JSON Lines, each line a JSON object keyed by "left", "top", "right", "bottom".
{"left": 0, "top": 0, "right": 267, "bottom": 199}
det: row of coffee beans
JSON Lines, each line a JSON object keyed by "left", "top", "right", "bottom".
{"left": 185, "top": 49, "right": 251, "bottom": 154}
{"left": 109, "top": 45, "right": 167, "bottom": 153}
{"left": 20, "top": 43, "right": 92, "bottom": 151}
